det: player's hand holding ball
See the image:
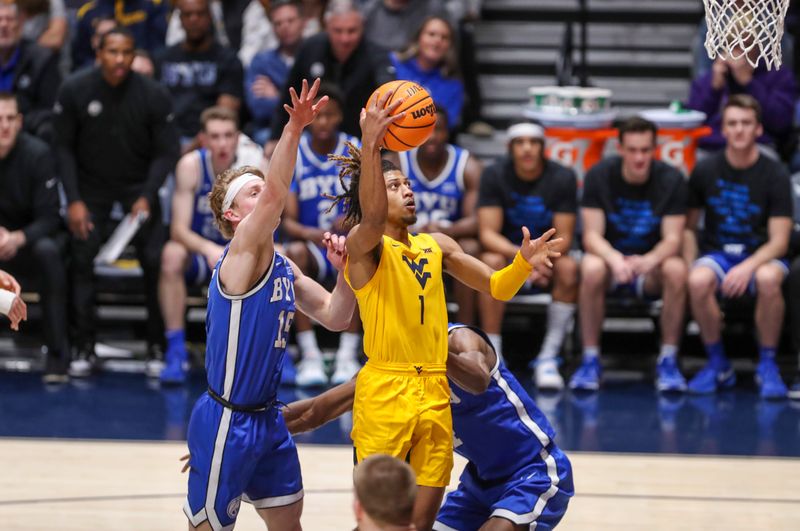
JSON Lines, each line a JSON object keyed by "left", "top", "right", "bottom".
{"left": 363, "top": 80, "right": 437, "bottom": 151}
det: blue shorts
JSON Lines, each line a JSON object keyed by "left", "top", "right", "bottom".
{"left": 185, "top": 253, "right": 215, "bottom": 286}
{"left": 694, "top": 252, "right": 789, "bottom": 295}
{"left": 183, "top": 393, "right": 303, "bottom": 530}
{"left": 434, "top": 445, "right": 574, "bottom": 531}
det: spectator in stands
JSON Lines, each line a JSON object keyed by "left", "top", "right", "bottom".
{"left": 282, "top": 85, "right": 362, "bottom": 386}
{"left": 17, "top": 0, "right": 68, "bottom": 52}
{"left": 131, "top": 48, "right": 154, "bottom": 77}
{"left": 72, "top": 0, "right": 168, "bottom": 72}
{"left": 54, "top": 27, "right": 180, "bottom": 377}
{"left": 155, "top": 0, "right": 243, "bottom": 150}
{"left": 0, "top": 92, "right": 68, "bottom": 383}
{"left": 686, "top": 42, "right": 797, "bottom": 156}
{"left": 239, "top": 0, "right": 320, "bottom": 69}
{"left": 477, "top": 122, "right": 578, "bottom": 388}
{"left": 571, "top": 117, "right": 689, "bottom": 392}
{"left": 384, "top": 107, "right": 482, "bottom": 324}
{"left": 159, "top": 106, "right": 265, "bottom": 384}
{"left": 391, "top": 15, "right": 463, "bottom": 130}
{"left": 265, "top": 0, "right": 394, "bottom": 157}
{"left": 363, "top": 0, "right": 448, "bottom": 52}
{"left": 245, "top": 0, "right": 305, "bottom": 145}
{"left": 82, "top": 16, "right": 116, "bottom": 69}
{"left": 686, "top": 95, "right": 792, "bottom": 399}
{"left": 0, "top": 2, "right": 60, "bottom": 141}
{"left": 353, "top": 454, "right": 417, "bottom": 531}
{"left": 165, "top": 0, "right": 250, "bottom": 60}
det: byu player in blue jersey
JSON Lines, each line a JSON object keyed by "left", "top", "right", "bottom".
{"left": 280, "top": 324, "right": 574, "bottom": 530}
{"left": 183, "top": 79, "right": 357, "bottom": 531}
{"left": 159, "top": 106, "right": 267, "bottom": 384}
{"left": 384, "top": 107, "right": 484, "bottom": 326}
{"left": 282, "top": 85, "right": 364, "bottom": 387}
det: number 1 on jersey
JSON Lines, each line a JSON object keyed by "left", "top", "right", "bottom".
{"left": 419, "top": 295, "right": 425, "bottom": 325}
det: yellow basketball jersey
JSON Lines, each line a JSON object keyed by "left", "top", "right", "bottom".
{"left": 345, "top": 233, "right": 448, "bottom": 365}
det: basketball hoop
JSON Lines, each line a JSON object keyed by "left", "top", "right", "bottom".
{"left": 703, "top": 0, "right": 790, "bottom": 70}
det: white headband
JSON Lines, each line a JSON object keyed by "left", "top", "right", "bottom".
{"left": 507, "top": 123, "right": 545, "bottom": 141}
{"left": 222, "top": 173, "right": 263, "bottom": 212}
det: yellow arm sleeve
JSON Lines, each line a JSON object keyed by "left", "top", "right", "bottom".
{"left": 489, "top": 251, "right": 533, "bottom": 301}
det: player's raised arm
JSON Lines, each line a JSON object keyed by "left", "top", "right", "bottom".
{"left": 343, "top": 91, "right": 405, "bottom": 259}
{"left": 432, "top": 227, "right": 562, "bottom": 301}
{"left": 233, "top": 78, "right": 327, "bottom": 252}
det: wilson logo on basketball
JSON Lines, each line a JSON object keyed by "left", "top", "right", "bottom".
{"left": 411, "top": 104, "right": 436, "bottom": 120}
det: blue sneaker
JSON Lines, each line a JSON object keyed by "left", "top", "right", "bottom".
{"left": 789, "top": 373, "right": 800, "bottom": 401}
{"left": 569, "top": 357, "right": 601, "bottom": 391}
{"left": 160, "top": 347, "right": 188, "bottom": 385}
{"left": 755, "top": 358, "right": 787, "bottom": 400}
{"left": 656, "top": 357, "right": 687, "bottom": 392}
{"left": 688, "top": 361, "right": 736, "bottom": 394}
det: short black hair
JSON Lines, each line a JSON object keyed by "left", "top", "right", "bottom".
{"left": 618, "top": 116, "right": 658, "bottom": 144}
{"left": 268, "top": 0, "right": 302, "bottom": 19}
{"left": 433, "top": 103, "right": 448, "bottom": 128}
{"left": 317, "top": 82, "right": 345, "bottom": 109}
{"left": 98, "top": 26, "right": 135, "bottom": 50}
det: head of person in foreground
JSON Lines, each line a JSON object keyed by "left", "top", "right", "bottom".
{"left": 353, "top": 453, "right": 418, "bottom": 530}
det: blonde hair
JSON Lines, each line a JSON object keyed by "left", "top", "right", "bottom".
{"left": 396, "top": 15, "right": 460, "bottom": 79}
{"left": 208, "top": 165, "right": 265, "bottom": 239}
{"left": 354, "top": 454, "right": 417, "bottom": 527}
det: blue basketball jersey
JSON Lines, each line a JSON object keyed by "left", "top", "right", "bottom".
{"left": 290, "top": 132, "right": 359, "bottom": 230}
{"left": 448, "top": 324, "right": 558, "bottom": 481}
{"left": 191, "top": 148, "right": 227, "bottom": 246}
{"left": 400, "top": 144, "right": 469, "bottom": 228}
{"left": 205, "top": 250, "right": 296, "bottom": 406}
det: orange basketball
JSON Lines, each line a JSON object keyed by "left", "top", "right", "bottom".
{"left": 366, "top": 80, "right": 436, "bottom": 152}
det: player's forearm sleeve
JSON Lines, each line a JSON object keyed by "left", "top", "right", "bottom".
{"left": 489, "top": 251, "right": 532, "bottom": 301}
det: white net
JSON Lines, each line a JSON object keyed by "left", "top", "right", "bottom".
{"left": 703, "top": 0, "right": 790, "bottom": 69}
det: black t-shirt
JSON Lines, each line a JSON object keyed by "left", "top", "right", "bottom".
{"left": 582, "top": 156, "right": 687, "bottom": 255}
{"left": 155, "top": 41, "right": 244, "bottom": 137}
{"left": 689, "top": 152, "right": 793, "bottom": 254}
{"left": 54, "top": 68, "right": 180, "bottom": 205}
{"left": 478, "top": 157, "right": 577, "bottom": 243}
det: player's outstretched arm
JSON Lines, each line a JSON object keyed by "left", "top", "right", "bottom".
{"left": 234, "top": 78, "right": 327, "bottom": 252}
{"left": 344, "top": 91, "right": 406, "bottom": 260}
{"left": 282, "top": 379, "right": 357, "bottom": 435}
{"left": 446, "top": 327, "right": 493, "bottom": 394}
{"left": 290, "top": 232, "right": 356, "bottom": 331}
{"left": 433, "top": 227, "right": 562, "bottom": 301}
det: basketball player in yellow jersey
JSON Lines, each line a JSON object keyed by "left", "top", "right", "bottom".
{"left": 327, "top": 91, "right": 562, "bottom": 531}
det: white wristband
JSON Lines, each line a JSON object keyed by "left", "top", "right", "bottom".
{"left": 0, "top": 289, "right": 15, "bottom": 316}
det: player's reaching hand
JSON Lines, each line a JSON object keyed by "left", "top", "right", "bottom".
{"left": 324, "top": 231, "right": 348, "bottom": 272}
{"left": 180, "top": 453, "right": 190, "bottom": 473}
{"left": 284, "top": 78, "right": 328, "bottom": 130}
{"left": 0, "top": 269, "right": 21, "bottom": 295}
{"left": 519, "top": 227, "right": 562, "bottom": 270}
{"left": 360, "top": 90, "right": 406, "bottom": 150}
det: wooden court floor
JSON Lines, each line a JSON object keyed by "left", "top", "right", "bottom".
{"left": 0, "top": 438, "right": 798, "bottom": 530}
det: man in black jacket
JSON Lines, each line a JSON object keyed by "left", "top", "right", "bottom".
{"left": 54, "top": 26, "right": 180, "bottom": 378}
{"left": 0, "top": 3, "right": 60, "bottom": 142}
{"left": 264, "top": 0, "right": 394, "bottom": 157}
{"left": 0, "top": 92, "right": 68, "bottom": 382}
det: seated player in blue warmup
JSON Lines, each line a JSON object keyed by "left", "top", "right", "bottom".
{"left": 182, "top": 79, "right": 357, "bottom": 530}
{"left": 281, "top": 324, "right": 574, "bottom": 530}
{"left": 686, "top": 95, "right": 792, "bottom": 400}
{"left": 159, "top": 106, "right": 267, "bottom": 383}
{"left": 384, "top": 107, "right": 484, "bottom": 325}
{"left": 574, "top": 117, "right": 689, "bottom": 392}
{"left": 282, "top": 84, "right": 364, "bottom": 388}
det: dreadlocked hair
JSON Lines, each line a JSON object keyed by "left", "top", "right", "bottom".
{"left": 326, "top": 142, "right": 401, "bottom": 228}
{"left": 326, "top": 141, "right": 363, "bottom": 228}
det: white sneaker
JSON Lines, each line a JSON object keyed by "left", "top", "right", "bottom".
{"left": 145, "top": 359, "right": 165, "bottom": 379}
{"left": 68, "top": 358, "right": 93, "bottom": 378}
{"left": 295, "top": 356, "right": 327, "bottom": 387}
{"left": 331, "top": 357, "right": 361, "bottom": 385}
{"left": 535, "top": 360, "right": 564, "bottom": 390}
